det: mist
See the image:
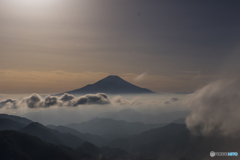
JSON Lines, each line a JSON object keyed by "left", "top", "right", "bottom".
{"left": 185, "top": 79, "right": 240, "bottom": 137}
{"left": 0, "top": 93, "right": 189, "bottom": 125}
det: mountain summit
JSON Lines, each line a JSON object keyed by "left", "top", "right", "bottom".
{"left": 58, "top": 75, "right": 154, "bottom": 95}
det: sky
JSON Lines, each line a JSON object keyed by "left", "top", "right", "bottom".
{"left": 1, "top": 0, "right": 240, "bottom": 94}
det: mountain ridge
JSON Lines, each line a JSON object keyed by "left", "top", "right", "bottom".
{"left": 66, "top": 117, "right": 166, "bottom": 141}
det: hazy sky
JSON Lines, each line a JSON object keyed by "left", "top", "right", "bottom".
{"left": 1, "top": 0, "right": 240, "bottom": 94}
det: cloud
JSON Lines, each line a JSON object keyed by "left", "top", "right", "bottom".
{"left": 111, "top": 95, "right": 180, "bottom": 106}
{"left": 0, "top": 99, "right": 18, "bottom": 109}
{"left": 171, "top": 97, "right": 179, "bottom": 102}
{"left": 135, "top": 72, "right": 148, "bottom": 82}
{"left": 184, "top": 80, "right": 240, "bottom": 137}
{"left": 21, "top": 94, "right": 42, "bottom": 108}
{"left": 0, "top": 93, "right": 110, "bottom": 109}
{"left": 112, "top": 96, "right": 143, "bottom": 105}
{"left": 41, "top": 96, "right": 58, "bottom": 107}
{"left": 164, "top": 97, "right": 179, "bottom": 104}
{"left": 70, "top": 93, "right": 110, "bottom": 106}
{"left": 59, "top": 93, "right": 75, "bottom": 102}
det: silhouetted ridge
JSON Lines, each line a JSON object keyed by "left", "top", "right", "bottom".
{"left": 46, "top": 125, "right": 108, "bottom": 147}
{"left": 0, "top": 118, "right": 26, "bottom": 131}
{"left": 20, "top": 122, "right": 65, "bottom": 145}
{"left": 0, "top": 114, "right": 33, "bottom": 125}
{"left": 66, "top": 117, "right": 166, "bottom": 141}
{"left": 57, "top": 75, "right": 154, "bottom": 95}
{"left": 23, "top": 122, "right": 46, "bottom": 130}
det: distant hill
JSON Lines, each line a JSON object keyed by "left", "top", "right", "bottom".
{"left": 47, "top": 125, "right": 108, "bottom": 147}
{"left": 97, "top": 108, "right": 190, "bottom": 124}
{"left": 57, "top": 75, "right": 154, "bottom": 95}
{"left": 66, "top": 117, "right": 166, "bottom": 141}
{"left": 96, "top": 108, "right": 147, "bottom": 122}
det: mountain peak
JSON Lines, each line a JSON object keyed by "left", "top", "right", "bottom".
{"left": 106, "top": 75, "right": 121, "bottom": 78}
{"left": 98, "top": 75, "right": 125, "bottom": 82}
{"left": 23, "top": 122, "right": 47, "bottom": 130}
{"left": 57, "top": 75, "right": 155, "bottom": 95}
{"left": 95, "top": 75, "right": 128, "bottom": 84}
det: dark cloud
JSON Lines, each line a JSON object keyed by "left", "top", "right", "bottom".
{"left": 73, "top": 97, "right": 88, "bottom": 106}
{"left": 22, "top": 94, "right": 42, "bottom": 108}
{"left": 0, "top": 99, "right": 18, "bottom": 109}
{"left": 59, "top": 93, "right": 75, "bottom": 102}
{"left": 164, "top": 101, "right": 170, "bottom": 105}
{"left": 171, "top": 98, "right": 179, "bottom": 102}
{"left": 164, "top": 97, "right": 179, "bottom": 105}
{"left": 185, "top": 80, "right": 240, "bottom": 137}
{"left": 71, "top": 93, "right": 110, "bottom": 106}
{"left": 0, "top": 93, "right": 111, "bottom": 109}
{"left": 41, "top": 96, "right": 58, "bottom": 107}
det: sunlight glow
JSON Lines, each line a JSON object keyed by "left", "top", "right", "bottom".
{"left": 9, "top": 0, "right": 56, "bottom": 8}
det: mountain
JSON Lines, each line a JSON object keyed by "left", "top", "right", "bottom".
{"left": 66, "top": 117, "right": 166, "bottom": 141}
{"left": 0, "top": 130, "right": 78, "bottom": 160}
{"left": 76, "top": 142, "right": 130, "bottom": 160}
{"left": 96, "top": 108, "right": 148, "bottom": 122}
{"left": 109, "top": 123, "right": 240, "bottom": 160}
{"left": 0, "top": 118, "right": 26, "bottom": 131}
{"left": 171, "top": 118, "right": 186, "bottom": 124}
{"left": 57, "top": 75, "right": 154, "bottom": 95}
{"left": 20, "top": 122, "right": 65, "bottom": 145}
{"left": 20, "top": 122, "right": 85, "bottom": 148}
{"left": 0, "top": 130, "right": 142, "bottom": 160}
{"left": 47, "top": 125, "right": 108, "bottom": 147}
{"left": 0, "top": 113, "right": 33, "bottom": 125}
{"left": 77, "top": 142, "right": 101, "bottom": 155}
{"left": 97, "top": 108, "right": 189, "bottom": 124}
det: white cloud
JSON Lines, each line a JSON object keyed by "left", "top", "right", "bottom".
{"left": 184, "top": 80, "right": 240, "bottom": 137}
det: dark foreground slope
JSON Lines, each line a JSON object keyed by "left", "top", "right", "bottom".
{"left": 0, "top": 130, "right": 77, "bottom": 160}
{"left": 0, "top": 130, "right": 146, "bottom": 160}
{"left": 57, "top": 75, "right": 154, "bottom": 95}
{"left": 0, "top": 118, "right": 26, "bottom": 131}
{"left": 109, "top": 123, "right": 240, "bottom": 160}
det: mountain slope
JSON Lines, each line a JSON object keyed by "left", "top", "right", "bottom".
{"left": 20, "top": 122, "right": 84, "bottom": 148}
{"left": 47, "top": 125, "right": 108, "bottom": 147}
{"left": 76, "top": 142, "right": 130, "bottom": 160}
{"left": 0, "top": 118, "right": 26, "bottom": 131}
{"left": 0, "top": 130, "right": 77, "bottom": 160}
{"left": 20, "top": 122, "right": 65, "bottom": 145}
{"left": 0, "top": 130, "right": 141, "bottom": 160}
{"left": 0, "top": 114, "right": 33, "bottom": 125}
{"left": 57, "top": 75, "right": 154, "bottom": 95}
{"left": 109, "top": 123, "right": 240, "bottom": 160}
